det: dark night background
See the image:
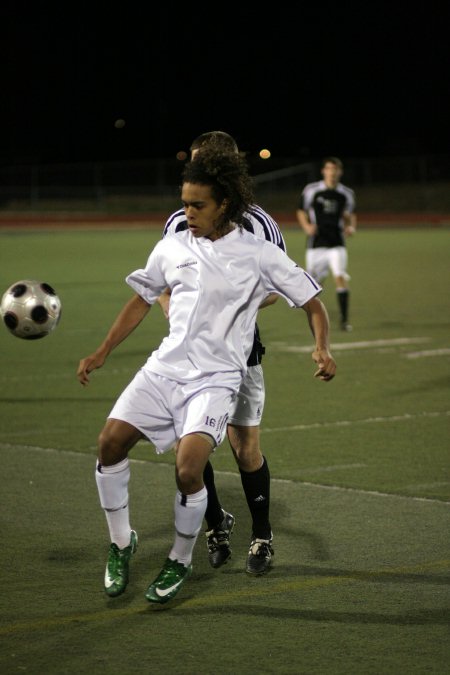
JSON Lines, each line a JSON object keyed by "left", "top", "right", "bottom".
{"left": 3, "top": 2, "right": 449, "bottom": 166}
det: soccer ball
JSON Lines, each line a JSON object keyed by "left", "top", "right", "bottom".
{"left": 0, "top": 280, "right": 62, "bottom": 340}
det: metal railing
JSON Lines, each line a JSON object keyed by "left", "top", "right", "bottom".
{"left": 1, "top": 154, "right": 449, "bottom": 211}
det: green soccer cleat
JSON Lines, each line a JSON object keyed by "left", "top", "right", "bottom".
{"left": 145, "top": 558, "right": 193, "bottom": 604}
{"left": 104, "top": 530, "right": 138, "bottom": 597}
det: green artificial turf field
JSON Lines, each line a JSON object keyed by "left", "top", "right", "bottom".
{"left": 1, "top": 226, "right": 449, "bottom": 674}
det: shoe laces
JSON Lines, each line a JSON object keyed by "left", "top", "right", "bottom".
{"left": 108, "top": 532, "right": 136, "bottom": 564}
{"left": 249, "top": 538, "right": 273, "bottom": 558}
{"left": 159, "top": 559, "right": 187, "bottom": 581}
{"left": 206, "top": 531, "right": 226, "bottom": 553}
{"left": 205, "top": 513, "right": 232, "bottom": 546}
{"left": 107, "top": 545, "right": 128, "bottom": 575}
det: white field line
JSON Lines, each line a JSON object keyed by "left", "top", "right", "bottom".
{"left": 405, "top": 348, "right": 450, "bottom": 359}
{"left": 260, "top": 410, "right": 450, "bottom": 434}
{"left": 0, "top": 338, "right": 440, "bottom": 385}
{"left": 300, "top": 463, "right": 368, "bottom": 474}
{"left": 1, "top": 438, "right": 449, "bottom": 505}
{"left": 270, "top": 477, "right": 450, "bottom": 505}
{"left": 269, "top": 337, "right": 431, "bottom": 353}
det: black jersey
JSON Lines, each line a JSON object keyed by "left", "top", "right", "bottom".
{"left": 299, "top": 180, "right": 356, "bottom": 248}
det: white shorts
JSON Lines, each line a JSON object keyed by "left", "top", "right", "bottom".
{"left": 306, "top": 246, "right": 350, "bottom": 283}
{"left": 108, "top": 368, "right": 239, "bottom": 454}
{"left": 228, "top": 364, "right": 265, "bottom": 427}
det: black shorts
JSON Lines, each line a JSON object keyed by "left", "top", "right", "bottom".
{"left": 247, "top": 323, "right": 265, "bottom": 367}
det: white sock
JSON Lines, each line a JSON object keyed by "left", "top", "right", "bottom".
{"left": 169, "top": 487, "right": 208, "bottom": 566}
{"left": 95, "top": 459, "right": 132, "bottom": 549}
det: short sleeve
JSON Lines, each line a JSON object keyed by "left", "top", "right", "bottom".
{"left": 126, "top": 241, "right": 168, "bottom": 304}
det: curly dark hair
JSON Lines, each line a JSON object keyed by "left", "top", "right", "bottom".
{"left": 190, "top": 130, "right": 238, "bottom": 154}
{"left": 182, "top": 146, "right": 254, "bottom": 234}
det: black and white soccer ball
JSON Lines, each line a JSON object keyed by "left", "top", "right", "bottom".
{"left": 0, "top": 280, "right": 62, "bottom": 340}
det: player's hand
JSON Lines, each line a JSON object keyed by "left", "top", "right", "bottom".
{"left": 312, "top": 348, "right": 336, "bottom": 381}
{"left": 305, "top": 223, "right": 317, "bottom": 236}
{"left": 77, "top": 352, "right": 107, "bottom": 386}
{"left": 345, "top": 225, "right": 355, "bottom": 236}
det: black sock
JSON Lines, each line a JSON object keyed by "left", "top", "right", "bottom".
{"left": 203, "top": 460, "right": 223, "bottom": 530}
{"left": 337, "top": 289, "right": 349, "bottom": 323}
{"left": 240, "top": 456, "right": 271, "bottom": 539}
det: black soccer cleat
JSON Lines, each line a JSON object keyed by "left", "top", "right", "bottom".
{"left": 245, "top": 537, "right": 274, "bottom": 575}
{"left": 205, "top": 510, "right": 235, "bottom": 568}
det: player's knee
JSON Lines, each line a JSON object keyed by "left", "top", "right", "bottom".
{"left": 234, "top": 443, "right": 263, "bottom": 472}
{"left": 98, "top": 428, "right": 127, "bottom": 465}
{"left": 239, "top": 456, "right": 263, "bottom": 473}
{"left": 176, "top": 465, "right": 202, "bottom": 493}
{"left": 233, "top": 430, "right": 260, "bottom": 453}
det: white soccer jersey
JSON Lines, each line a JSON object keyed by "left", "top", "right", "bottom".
{"left": 126, "top": 228, "right": 320, "bottom": 383}
{"left": 163, "top": 204, "right": 286, "bottom": 251}
{"left": 163, "top": 203, "right": 285, "bottom": 369}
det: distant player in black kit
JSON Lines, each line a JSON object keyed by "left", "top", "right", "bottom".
{"left": 296, "top": 157, "right": 357, "bottom": 331}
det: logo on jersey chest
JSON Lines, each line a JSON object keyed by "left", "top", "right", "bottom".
{"left": 317, "top": 196, "right": 338, "bottom": 214}
{"left": 176, "top": 260, "right": 198, "bottom": 269}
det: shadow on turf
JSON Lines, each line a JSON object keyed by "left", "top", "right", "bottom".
{"left": 275, "top": 564, "right": 450, "bottom": 585}
{"left": 175, "top": 604, "right": 450, "bottom": 625}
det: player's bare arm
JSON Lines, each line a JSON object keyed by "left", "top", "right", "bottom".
{"left": 296, "top": 209, "right": 317, "bottom": 236}
{"left": 259, "top": 293, "right": 279, "bottom": 309}
{"left": 344, "top": 211, "right": 357, "bottom": 236}
{"left": 156, "top": 287, "right": 171, "bottom": 318}
{"left": 301, "top": 296, "right": 336, "bottom": 381}
{"left": 77, "top": 294, "right": 151, "bottom": 386}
